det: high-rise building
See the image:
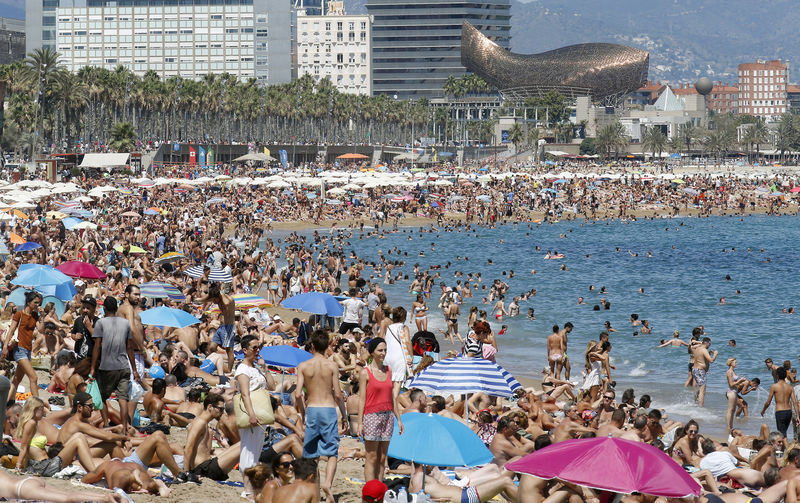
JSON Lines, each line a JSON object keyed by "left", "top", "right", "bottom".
{"left": 366, "top": 0, "right": 510, "bottom": 100}
{"left": 738, "top": 59, "right": 788, "bottom": 120}
{"left": 25, "top": 0, "right": 291, "bottom": 84}
{"left": 0, "top": 18, "right": 26, "bottom": 65}
{"left": 295, "top": 2, "right": 371, "bottom": 95}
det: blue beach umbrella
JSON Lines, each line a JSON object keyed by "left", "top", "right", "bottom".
{"left": 475, "top": 195, "right": 491, "bottom": 202}
{"left": 35, "top": 280, "right": 77, "bottom": 301}
{"left": 7, "top": 287, "right": 66, "bottom": 317}
{"left": 407, "top": 357, "right": 522, "bottom": 397}
{"left": 12, "top": 264, "right": 72, "bottom": 287}
{"left": 281, "top": 291, "right": 344, "bottom": 316}
{"left": 259, "top": 345, "right": 312, "bottom": 368}
{"left": 140, "top": 306, "right": 201, "bottom": 328}
{"left": 62, "top": 217, "right": 82, "bottom": 229}
{"left": 14, "top": 242, "right": 42, "bottom": 252}
{"left": 387, "top": 412, "right": 493, "bottom": 467}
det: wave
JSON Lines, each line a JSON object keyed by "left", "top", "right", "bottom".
{"left": 656, "top": 398, "right": 723, "bottom": 422}
{"left": 628, "top": 362, "right": 650, "bottom": 377}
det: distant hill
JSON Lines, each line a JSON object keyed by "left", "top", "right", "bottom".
{"left": 347, "top": 0, "right": 800, "bottom": 84}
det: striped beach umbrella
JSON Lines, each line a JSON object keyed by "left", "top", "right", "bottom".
{"left": 206, "top": 293, "right": 272, "bottom": 313}
{"left": 139, "top": 281, "right": 186, "bottom": 300}
{"left": 406, "top": 357, "right": 522, "bottom": 397}
{"left": 155, "top": 252, "right": 186, "bottom": 265}
{"left": 184, "top": 265, "right": 233, "bottom": 283}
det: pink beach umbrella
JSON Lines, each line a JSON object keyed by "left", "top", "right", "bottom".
{"left": 505, "top": 437, "right": 701, "bottom": 498}
{"left": 56, "top": 261, "right": 107, "bottom": 280}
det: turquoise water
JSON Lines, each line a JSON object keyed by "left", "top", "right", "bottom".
{"left": 306, "top": 215, "right": 800, "bottom": 437}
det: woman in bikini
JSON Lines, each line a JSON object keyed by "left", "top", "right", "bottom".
{"left": 669, "top": 419, "right": 703, "bottom": 468}
{"left": 411, "top": 294, "right": 428, "bottom": 332}
{"left": 725, "top": 358, "right": 748, "bottom": 433}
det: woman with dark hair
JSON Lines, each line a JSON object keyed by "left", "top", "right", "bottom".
{"left": 670, "top": 419, "right": 703, "bottom": 468}
{"left": 1, "top": 290, "right": 43, "bottom": 402}
{"left": 235, "top": 334, "right": 268, "bottom": 497}
{"left": 357, "top": 337, "right": 403, "bottom": 482}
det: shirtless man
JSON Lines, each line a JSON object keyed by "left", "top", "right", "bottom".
{"left": 295, "top": 330, "right": 344, "bottom": 502}
{"left": 596, "top": 408, "right": 627, "bottom": 438}
{"left": 559, "top": 322, "right": 573, "bottom": 379}
{"left": 489, "top": 416, "right": 535, "bottom": 466}
{"left": 658, "top": 331, "right": 690, "bottom": 348}
{"left": 82, "top": 459, "right": 170, "bottom": 497}
{"left": 620, "top": 414, "right": 648, "bottom": 442}
{"left": 550, "top": 402, "right": 596, "bottom": 443}
{"left": 199, "top": 283, "right": 237, "bottom": 372}
{"left": 172, "top": 323, "right": 200, "bottom": 353}
{"left": 58, "top": 391, "right": 127, "bottom": 459}
{"left": 780, "top": 449, "right": 800, "bottom": 480}
{"left": 409, "top": 463, "right": 518, "bottom": 503}
{"left": 430, "top": 396, "right": 466, "bottom": 423}
{"left": 761, "top": 367, "right": 800, "bottom": 438}
{"left": 400, "top": 388, "right": 428, "bottom": 415}
{"left": 185, "top": 393, "right": 241, "bottom": 481}
{"left": 270, "top": 458, "right": 319, "bottom": 503}
{"left": 547, "top": 325, "right": 564, "bottom": 379}
{"left": 692, "top": 337, "right": 718, "bottom": 407}
{"left": 163, "top": 374, "right": 187, "bottom": 402}
{"left": 143, "top": 378, "right": 188, "bottom": 426}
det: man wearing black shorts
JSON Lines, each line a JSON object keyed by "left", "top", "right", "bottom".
{"left": 185, "top": 393, "right": 240, "bottom": 481}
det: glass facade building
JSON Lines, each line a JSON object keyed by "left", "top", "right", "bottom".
{"left": 25, "top": 0, "right": 291, "bottom": 83}
{"left": 366, "top": 0, "right": 510, "bottom": 100}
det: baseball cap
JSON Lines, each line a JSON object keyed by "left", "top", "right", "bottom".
{"left": 362, "top": 479, "right": 388, "bottom": 503}
{"left": 81, "top": 294, "right": 97, "bottom": 306}
{"left": 272, "top": 314, "right": 281, "bottom": 321}
{"left": 72, "top": 391, "right": 93, "bottom": 412}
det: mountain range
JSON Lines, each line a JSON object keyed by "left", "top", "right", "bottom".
{"left": 346, "top": 0, "right": 800, "bottom": 84}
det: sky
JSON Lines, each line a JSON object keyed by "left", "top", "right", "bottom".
{"left": 1, "top": 0, "right": 25, "bottom": 20}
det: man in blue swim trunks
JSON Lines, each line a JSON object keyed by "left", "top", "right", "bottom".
{"left": 199, "top": 283, "right": 237, "bottom": 372}
{"left": 295, "top": 330, "right": 344, "bottom": 502}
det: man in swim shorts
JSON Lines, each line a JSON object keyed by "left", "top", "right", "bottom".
{"left": 692, "top": 337, "right": 718, "bottom": 407}
{"left": 295, "top": 329, "right": 343, "bottom": 502}
{"left": 200, "top": 283, "right": 237, "bottom": 372}
{"left": 761, "top": 367, "right": 799, "bottom": 437}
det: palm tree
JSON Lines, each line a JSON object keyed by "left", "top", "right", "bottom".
{"left": 108, "top": 122, "right": 137, "bottom": 152}
{"left": 703, "top": 127, "right": 735, "bottom": 165}
{"left": 52, "top": 71, "right": 88, "bottom": 151}
{"left": 24, "top": 47, "right": 61, "bottom": 152}
{"left": 595, "top": 122, "right": 629, "bottom": 160}
{"left": 744, "top": 118, "right": 770, "bottom": 164}
{"left": 507, "top": 123, "right": 523, "bottom": 151}
{"left": 641, "top": 126, "right": 667, "bottom": 160}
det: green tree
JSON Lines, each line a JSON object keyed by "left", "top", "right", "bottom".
{"left": 507, "top": 123, "right": 524, "bottom": 151}
{"left": 595, "top": 122, "right": 629, "bottom": 159}
{"left": 641, "top": 126, "right": 667, "bottom": 160}
{"left": 579, "top": 137, "right": 597, "bottom": 156}
{"left": 108, "top": 122, "right": 137, "bottom": 152}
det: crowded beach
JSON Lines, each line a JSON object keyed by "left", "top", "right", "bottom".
{"left": 1, "top": 158, "right": 800, "bottom": 503}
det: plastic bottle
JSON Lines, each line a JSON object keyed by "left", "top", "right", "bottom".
{"left": 114, "top": 488, "right": 135, "bottom": 503}
{"left": 398, "top": 487, "right": 408, "bottom": 502}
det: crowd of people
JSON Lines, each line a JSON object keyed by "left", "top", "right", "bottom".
{"left": 0, "top": 160, "right": 798, "bottom": 503}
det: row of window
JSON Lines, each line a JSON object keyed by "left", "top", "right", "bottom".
{"left": 740, "top": 69, "right": 786, "bottom": 77}
{"left": 58, "top": 33, "right": 253, "bottom": 43}
{"left": 299, "top": 21, "right": 368, "bottom": 31}
{"left": 299, "top": 32, "right": 367, "bottom": 42}
{"left": 62, "top": 47, "right": 254, "bottom": 57}
{"left": 301, "top": 53, "right": 368, "bottom": 63}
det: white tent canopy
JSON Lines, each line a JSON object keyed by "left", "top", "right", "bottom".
{"left": 79, "top": 153, "right": 130, "bottom": 168}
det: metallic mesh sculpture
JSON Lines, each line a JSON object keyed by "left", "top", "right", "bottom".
{"left": 461, "top": 21, "right": 649, "bottom": 103}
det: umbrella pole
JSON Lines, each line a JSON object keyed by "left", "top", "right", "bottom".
{"left": 464, "top": 393, "right": 469, "bottom": 420}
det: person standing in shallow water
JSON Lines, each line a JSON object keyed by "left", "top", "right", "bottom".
{"left": 691, "top": 337, "right": 718, "bottom": 408}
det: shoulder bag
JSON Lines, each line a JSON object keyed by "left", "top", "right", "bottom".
{"left": 233, "top": 388, "right": 275, "bottom": 428}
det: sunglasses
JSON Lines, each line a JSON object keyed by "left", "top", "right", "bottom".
{"left": 278, "top": 461, "right": 294, "bottom": 469}
{"left": 686, "top": 430, "right": 698, "bottom": 434}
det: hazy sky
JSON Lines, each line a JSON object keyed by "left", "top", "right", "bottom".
{"left": 1, "top": 0, "right": 25, "bottom": 20}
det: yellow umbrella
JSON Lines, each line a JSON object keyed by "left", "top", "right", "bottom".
{"left": 72, "top": 221, "right": 98, "bottom": 230}
{"left": 671, "top": 179, "right": 686, "bottom": 184}
{"left": 114, "top": 245, "right": 147, "bottom": 254}
{"left": 2, "top": 209, "right": 28, "bottom": 219}
{"left": 46, "top": 211, "right": 67, "bottom": 219}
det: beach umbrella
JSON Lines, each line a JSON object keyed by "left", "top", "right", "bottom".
{"left": 62, "top": 217, "right": 82, "bottom": 229}
{"left": 205, "top": 197, "right": 225, "bottom": 206}
{"left": 72, "top": 221, "right": 97, "bottom": 230}
{"left": 506, "top": 437, "right": 701, "bottom": 498}
{"left": 387, "top": 413, "right": 492, "bottom": 467}
{"left": 205, "top": 294, "right": 272, "bottom": 313}
{"left": 3, "top": 209, "right": 28, "bottom": 219}
{"left": 120, "top": 211, "right": 140, "bottom": 218}
{"left": 259, "top": 345, "right": 312, "bottom": 368}
{"left": 56, "top": 261, "right": 107, "bottom": 280}
{"left": 154, "top": 252, "right": 186, "bottom": 265}
{"left": 143, "top": 209, "right": 160, "bottom": 216}
{"left": 183, "top": 265, "right": 232, "bottom": 283}
{"left": 671, "top": 178, "right": 686, "bottom": 184}
{"left": 406, "top": 357, "right": 522, "bottom": 397}
{"left": 139, "top": 281, "right": 186, "bottom": 300}
{"left": 46, "top": 211, "right": 67, "bottom": 219}
{"left": 12, "top": 264, "right": 73, "bottom": 288}
{"left": 140, "top": 306, "right": 201, "bottom": 328}
{"left": 8, "top": 233, "right": 25, "bottom": 245}
{"left": 791, "top": 187, "right": 800, "bottom": 193}
{"left": 8, "top": 288, "right": 65, "bottom": 317}
{"left": 114, "top": 245, "right": 147, "bottom": 254}
{"left": 682, "top": 188, "right": 700, "bottom": 195}
{"left": 35, "top": 280, "right": 77, "bottom": 301}
{"left": 14, "top": 242, "right": 42, "bottom": 252}
{"left": 475, "top": 195, "right": 491, "bottom": 202}
{"left": 336, "top": 153, "right": 368, "bottom": 160}
{"left": 281, "top": 291, "right": 344, "bottom": 316}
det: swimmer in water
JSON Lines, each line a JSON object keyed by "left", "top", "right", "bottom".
{"left": 658, "top": 331, "right": 689, "bottom": 348}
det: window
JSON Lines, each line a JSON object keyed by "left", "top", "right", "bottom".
{"left": 337, "top": 22, "right": 342, "bottom": 30}
{"left": 337, "top": 53, "right": 343, "bottom": 63}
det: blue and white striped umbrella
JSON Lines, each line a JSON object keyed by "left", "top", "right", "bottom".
{"left": 184, "top": 265, "right": 233, "bottom": 283}
{"left": 407, "top": 357, "right": 522, "bottom": 397}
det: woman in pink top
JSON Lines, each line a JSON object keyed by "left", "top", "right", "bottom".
{"left": 356, "top": 337, "right": 404, "bottom": 482}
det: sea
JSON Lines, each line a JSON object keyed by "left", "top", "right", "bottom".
{"left": 287, "top": 214, "right": 800, "bottom": 439}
